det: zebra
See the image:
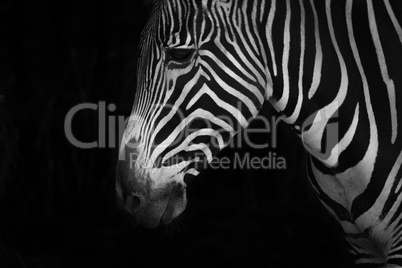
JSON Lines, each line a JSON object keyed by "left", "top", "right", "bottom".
{"left": 116, "top": 0, "right": 402, "bottom": 266}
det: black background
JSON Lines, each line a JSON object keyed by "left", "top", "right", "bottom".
{"left": 0, "top": 1, "right": 355, "bottom": 267}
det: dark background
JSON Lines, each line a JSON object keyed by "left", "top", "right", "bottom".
{"left": 0, "top": 1, "right": 354, "bottom": 267}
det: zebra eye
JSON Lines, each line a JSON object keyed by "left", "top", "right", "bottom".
{"left": 168, "top": 48, "right": 194, "bottom": 62}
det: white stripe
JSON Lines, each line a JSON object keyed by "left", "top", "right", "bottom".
{"left": 276, "top": 0, "right": 291, "bottom": 111}
{"left": 245, "top": 1, "right": 259, "bottom": 55}
{"left": 308, "top": 0, "right": 323, "bottom": 99}
{"left": 266, "top": 0, "right": 277, "bottom": 76}
{"left": 186, "top": 168, "right": 200, "bottom": 176}
{"left": 384, "top": 0, "right": 402, "bottom": 45}
{"left": 285, "top": 0, "right": 305, "bottom": 124}
{"left": 367, "top": 0, "right": 398, "bottom": 144}
{"left": 259, "top": 0, "right": 265, "bottom": 22}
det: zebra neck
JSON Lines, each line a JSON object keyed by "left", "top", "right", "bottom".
{"left": 254, "top": 0, "right": 353, "bottom": 169}
{"left": 255, "top": 0, "right": 324, "bottom": 125}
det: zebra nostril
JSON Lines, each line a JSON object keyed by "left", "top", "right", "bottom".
{"left": 128, "top": 194, "right": 142, "bottom": 212}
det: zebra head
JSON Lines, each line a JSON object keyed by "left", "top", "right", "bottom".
{"left": 116, "top": 0, "right": 271, "bottom": 228}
